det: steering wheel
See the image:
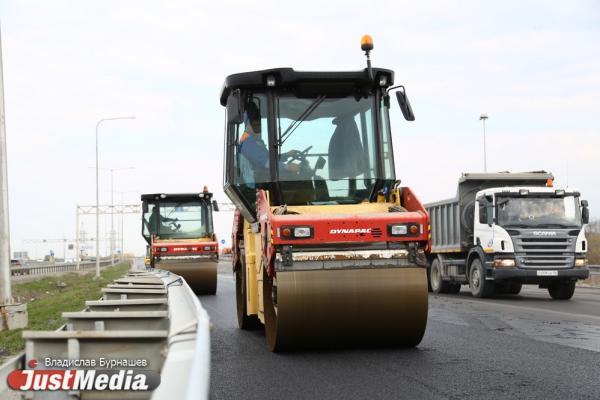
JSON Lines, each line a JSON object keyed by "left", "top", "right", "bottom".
{"left": 286, "top": 146, "right": 312, "bottom": 163}
{"left": 169, "top": 221, "right": 182, "bottom": 232}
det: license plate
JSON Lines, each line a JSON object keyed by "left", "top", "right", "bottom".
{"left": 537, "top": 270, "right": 558, "bottom": 276}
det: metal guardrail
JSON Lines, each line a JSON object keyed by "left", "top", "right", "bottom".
{"left": 10, "top": 259, "right": 114, "bottom": 278}
{"left": 589, "top": 265, "right": 599, "bottom": 275}
{"left": 0, "top": 353, "right": 24, "bottom": 394}
{"left": 151, "top": 270, "right": 211, "bottom": 400}
{"left": 1, "top": 260, "right": 210, "bottom": 399}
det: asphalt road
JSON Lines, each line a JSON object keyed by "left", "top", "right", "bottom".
{"left": 200, "top": 262, "right": 600, "bottom": 400}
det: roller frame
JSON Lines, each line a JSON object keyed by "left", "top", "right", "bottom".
{"left": 233, "top": 188, "right": 430, "bottom": 351}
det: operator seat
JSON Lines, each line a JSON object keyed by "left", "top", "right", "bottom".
{"left": 328, "top": 117, "right": 365, "bottom": 181}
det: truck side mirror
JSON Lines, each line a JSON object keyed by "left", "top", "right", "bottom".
{"left": 212, "top": 200, "right": 220, "bottom": 212}
{"left": 581, "top": 200, "right": 589, "bottom": 224}
{"left": 227, "top": 89, "right": 243, "bottom": 124}
{"left": 142, "top": 202, "right": 148, "bottom": 213}
{"left": 396, "top": 89, "right": 415, "bottom": 121}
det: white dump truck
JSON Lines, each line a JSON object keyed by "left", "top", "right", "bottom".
{"left": 425, "top": 172, "right": 590, "bottom": 299}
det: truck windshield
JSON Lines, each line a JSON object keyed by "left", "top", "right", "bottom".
{"left": 276, "top": 95, "right": 392, "bottom": 204}
{"left": 143, "top": 201, "right": 213, "bottom": 240}
{"left": 497, "top": 195, "right": 581, "bottom": 228}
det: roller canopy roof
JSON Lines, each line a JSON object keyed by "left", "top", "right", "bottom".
{"left": 141, "top": 193, "right": 213, "bottom": 202}
{"left": 219, "top": 67, "right": 395, "bottom": 106}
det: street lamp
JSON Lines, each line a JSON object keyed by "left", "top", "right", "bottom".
{"left": 109, "top": 167, "right": 134, "bottom": 265}
{"left": 479, "top": 113, "right": 488, "bottom": 173}
{"left": 95, "top": 117, "right": 135, "bottom": 278}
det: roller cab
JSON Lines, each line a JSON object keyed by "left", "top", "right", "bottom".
{"left": 141, "top": 190, "right": 219, "bottom": 294}
{"left": 222, "top": 36, "right": 430, "bottom": 351}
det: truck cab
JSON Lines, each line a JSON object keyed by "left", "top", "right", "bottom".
{"left": 427, "top": 172, "right": 590, "bottom": 299}
{"left": 474, "top": 186, "right": 588, "bottom": 282}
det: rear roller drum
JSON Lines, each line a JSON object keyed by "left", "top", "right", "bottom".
{"left": 263, "top": 267, "right": 428, "bottom": 352}
{"left": 156, "top": 259, "right": 217, "bottom": 295}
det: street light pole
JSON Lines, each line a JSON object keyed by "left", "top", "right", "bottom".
{"left": 95, "top": 117, "right": 135, "bottom": 278}
{"left": 120, "top": 192, "right": 124, "bottom": 261}
{"left": 479, "top": 113, "right": 488, "bottom": 173}
{"left": 110, "top": 169, "right": 114, "bottom": 265}
{"left": 0, "top": 26, "right": 11, "bottom": 304}
{"left": 108, "top": 168, "right": 133, "bottom": 265}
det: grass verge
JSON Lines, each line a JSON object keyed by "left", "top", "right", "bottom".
{"left": 0, "top": 262, "right": 129, "bottom": 364}
{"left": 588, "top": 233, "right": 599, "bottom": 265}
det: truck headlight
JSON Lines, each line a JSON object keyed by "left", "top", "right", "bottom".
{"left": 389, "top": 225, "right": 408, "bottom": 235}
{"left": 494, "top": 259, "right": 515, "bottom": 268}
{"left": 575, "top": 258, "right": 587, "bottom": 267}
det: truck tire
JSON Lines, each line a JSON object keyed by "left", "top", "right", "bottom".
{"left": 548, "top": 281, "right": 576, "bottom": 300}
{"left": 469, "top": 259, "right": 494, "bottom": 298}
{"left": 236, "top": 250, "right": 261, "bottom": 330}
{"left": 429, "top": 258, "right": 451, "bottom": 294}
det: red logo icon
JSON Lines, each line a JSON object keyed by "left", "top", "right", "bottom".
{"left": 27, "top": 359, "right": 37, "bottom": 369}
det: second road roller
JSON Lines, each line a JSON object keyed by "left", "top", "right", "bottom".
{"left": 221, "top": 35, "right": 430, "bottom": 350}
{"left": 141, "top": 189, "right": 220, "bottom": 294}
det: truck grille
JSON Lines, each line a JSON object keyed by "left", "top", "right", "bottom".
{"left": 514, "top": 237, "right": 574, "bottom": 269}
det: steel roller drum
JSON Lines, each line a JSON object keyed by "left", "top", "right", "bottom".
{"left": 264, "top": 267, "right": 428, "bottom": 351}
{"left": 157, "top": 259, "right": 218, "bottom": 295}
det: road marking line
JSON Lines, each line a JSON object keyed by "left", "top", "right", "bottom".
{"left": 447, "top": 298, "right": 600, "bottom": 323}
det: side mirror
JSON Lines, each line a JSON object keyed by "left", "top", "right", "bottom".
{"left": 581, "top": 200, "right": 589, "bottom": 224}
{"left": 315, "top": 156, "right": 326, "bottom": 170}
{"left": 142, "top": 202, "right": 148, "bottom": 213}
{"left": 212, "top": 200, "right": 220, "bottom": 212}
{"left": 227, "top": 89, "right": 243, "bottom": 124}
{"left": 396, "top": 89, "right": 415, "bottom": 121}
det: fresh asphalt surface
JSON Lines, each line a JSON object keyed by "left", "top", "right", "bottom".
{"left": 199, "top": 261, "right": 600, "bottom": 400}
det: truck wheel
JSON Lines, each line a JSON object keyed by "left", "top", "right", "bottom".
{"left": 236, "top": 251, "right": 261, "bottom": 330}
{"left": 469, "top": 259, "right": 494, "bottom": 298}
{"left": 429, "top": 259, "right": 450, "bottom": 294}
{"left": 548, "top": 281, "right": 576, "bottom": 300}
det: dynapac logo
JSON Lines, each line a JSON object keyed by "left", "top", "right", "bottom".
{"left": 329, "top": 228, "right": 372, "bottom": 235}
{"left": 532, "top": 231, "right": 558, "bottom": 236}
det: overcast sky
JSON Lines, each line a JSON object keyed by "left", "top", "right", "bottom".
{"left": 1, "top": 0, "right": 599, "bottom": 258}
